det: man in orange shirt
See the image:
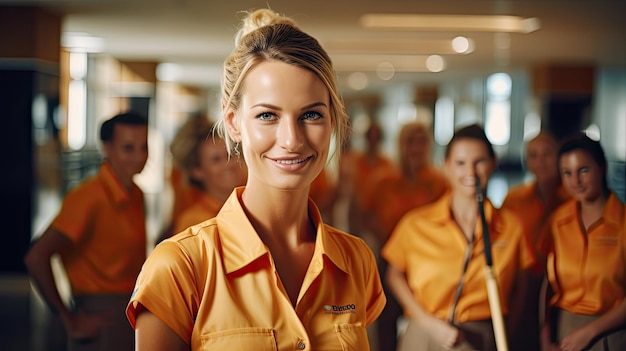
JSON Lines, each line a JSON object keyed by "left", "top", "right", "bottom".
{"left": 24, "top": 112, "right": 148, "bottom": 351}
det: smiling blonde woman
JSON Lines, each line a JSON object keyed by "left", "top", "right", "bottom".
{"left": 126, "top": 8, "right": 385, "bottom": 351}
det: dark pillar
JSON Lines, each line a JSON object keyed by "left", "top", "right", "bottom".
{"left": 0, "top": 6, "right": 62, "bottom": 273}
{"left": 532, "top": 63, "right": 595, "bottom": 141}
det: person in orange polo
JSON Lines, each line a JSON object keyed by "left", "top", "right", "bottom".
{"left": 371, "top": 121, "right": 449, "bottom": 245}
{"left": 164, "top": 117, "right": 246, "bottom": 235}
{"left": 126, "top": 9, "right": 385, "bottom": 351}
{"left": 500, "top": 131, "right": 570, "bottom": 351}
{"left": 371, "top": 121, "right": 448, "bottom": 351}
{"left": 542, "top": 133, "right": 626, "bottom": 351}
{"left": 24, "top": 112, "right": 148, "bottom": 351}
{"left": 382, "top": 124, "right": 535, "bottom": 351}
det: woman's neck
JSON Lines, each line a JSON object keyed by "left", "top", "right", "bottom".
{"left": 450, "top": 193, "right": 479, "bottom": 240}
{"left": 241, "top": 184, "right": 314, "bottom": 248}
{"left": 579, "top": 194, "right": 607, "bottom": 231}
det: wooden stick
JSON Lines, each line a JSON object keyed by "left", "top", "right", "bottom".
{"left": 484, "top": 266, "right": 509, "bottom": 351}
{"left": 476, "top": 177, "right": 509, "bottom": 351}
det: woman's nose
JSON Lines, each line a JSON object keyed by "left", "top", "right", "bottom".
{"left": 277, "top": 117, "right": 304, "bottom": 151}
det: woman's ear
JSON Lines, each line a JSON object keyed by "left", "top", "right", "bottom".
{"left": 224, "top": 109, "right": 242, "bottom": 143}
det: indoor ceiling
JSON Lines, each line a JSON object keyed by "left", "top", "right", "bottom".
{"left": 4, "top": 0, "right": 626, "bottom": 94}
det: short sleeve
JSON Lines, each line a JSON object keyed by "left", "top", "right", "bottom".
{"left": 381, "top": 216, "right": 411, "bottom": 272}
{"left": 363, "top": 243, "right": 386, "bottom": 326}
{"left": 51, "top": 185, "right": 97, "bottom": 242}
{"left": 126, "top": 239, "right": 200, "bottom": 343}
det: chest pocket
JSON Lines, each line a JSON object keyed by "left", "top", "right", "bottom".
{"left": 200, "top": 327, "right": 277, "bottom": 350}
{"left": 335, "top": 324, "right": 369, "bottom": 351}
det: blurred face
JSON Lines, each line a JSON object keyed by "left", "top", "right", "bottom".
{"left": 444, "top": 138, "right": 495, "bottom": 198}
{"left": 225, "top": 61, "right": 333, "bottom": 192}
{"left": 103, "top": 123, "right": 148, "bottom": 187}
{"left": 192, "top": 138, "right": 246, "bottom": 196}
{"left": 526, "top": 136, "right": 558, "bottom": 183}
{"left": 559, "top": 149, "right": 605, "bottom": 203}
{"left": 402, "top": 127, "right": 429, "bottom": 171}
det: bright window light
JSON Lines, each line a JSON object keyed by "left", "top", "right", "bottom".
{"left": 585, "top": 124, "right": 601, "bottom": 141}
{"left": 434, "top": 97, "right": 454, "bottom": 145}
{"left": 68, "top": 80, "right": 86, "bottom": 150}
{"left": 523, "top": 112, "right": 541, "bottom": 141}
{"left": 486, "top": 73, "right": 512, "bottom": 100}
{"left": 485, "top": 101, "right": 511, "bottom": 145}
{"left": 69, "top": 51, "right": 87, "bottom": 80}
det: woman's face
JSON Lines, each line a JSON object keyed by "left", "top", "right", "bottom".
{"left": 559, "top": 149, "right": 605, "bottom": 203}
{"left": 192, "top": 138, "right": 246, "bottom": 195}
{"left": 444, "top": 138, "right": 495, "bottom": 198}
{"left": 225, "top": 60, "right": 333, "bottom": 192}
{"left": 526, "top": 136, "right": 558, "bottom": 183}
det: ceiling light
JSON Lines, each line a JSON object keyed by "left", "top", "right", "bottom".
{"left": 347, "top": 72, "right": 368, "bottom": 90}
{"left": 360, "top": 14, "right": 541, "bottom": 33}
{"left": 62, "top": 32, "right": 105, "bottom": 53}
{"left": 331, "top": 54, "right": 445, "bottom": 73}
{"left": 324, "top": 38, "right": 460, "bottom": 55}
{"left": 452, "top": 36, "right": 473, "bottom": 54}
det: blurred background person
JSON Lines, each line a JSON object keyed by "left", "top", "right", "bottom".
{"left": 371, "top": 121, "right": 449, "bottom": 351}
{"left": 347, "top": 121, "right": 396, "bottom": 240}
{"left": 383, "top": 124, "right": 536, "bottom": 351}
{"left": 159, "top": 115, "right": 208, "bottom": 241}
{"left": 542, "top": 132, "right": 626, "bottom": 351}
{"left": 501, "top": 131, "right": 570, "bottom": 351}
{"left": 24, "top": 112, "right": 149, "bottom": 351}
{"left": 168, "top": 118, "right": 246, "bottom": 235}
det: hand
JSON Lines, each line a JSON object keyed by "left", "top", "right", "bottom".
{"left": 559, "top": 325, "right": 594, "bottom": 351}
{"left": 540, "top": 324, "right": 561, "bottom": 351}
{"left": 422, "top": 316, "right": 464, "bottom": 349}
{"left": 62, "top": 308, "right": 114, "bottom": 342}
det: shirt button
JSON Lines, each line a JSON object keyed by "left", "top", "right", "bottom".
{"left": 297, "top": 340, "right": 306, "bottom": 349}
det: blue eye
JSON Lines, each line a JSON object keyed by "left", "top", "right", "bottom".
{"left": 257, "top": 112, "right": 276, "bottom": 121}
{"left": 302, "top": 111, "right": 323, "bottom": 120}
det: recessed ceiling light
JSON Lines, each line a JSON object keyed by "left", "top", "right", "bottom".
{"left": 360, "top": 14, "right": 541, "bottom": 34}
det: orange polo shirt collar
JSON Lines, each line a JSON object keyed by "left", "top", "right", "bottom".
{"left": 428, "top": 191, "right": 495, "bottom": 241}
{"left": 99, "top": 161, "right": 135, "bottom": 206}
{"left": 216, "top": 187, "right": 349, "bottom": 276}
{"left": 604, "top": 193, "right": 625, "bottom": 228}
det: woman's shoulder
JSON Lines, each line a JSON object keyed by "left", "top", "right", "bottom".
{"left": 323, "top": 224, "right": 369, "bottom": 247}
{"left": 157, "top": 218, "right": 222, "bottom": 260}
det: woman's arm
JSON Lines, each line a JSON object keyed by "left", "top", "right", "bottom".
{"left": 386, "top": 264, "right": 463, "bottom": 349}
{"left": 135, "top": 306, "right": 189, "bottom": 351}
{"left": 559, "top": 298, "right": 626, "bottom": 351}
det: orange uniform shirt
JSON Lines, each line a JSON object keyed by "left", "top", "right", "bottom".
{"left": 173, "top": 194, "right": 222, "bottom": 234}
{"left": 52, "top": 161, "right": 146, "bottom": 295}
{"left": 382, "top": 192, "right": 536, "bottom": 323}
{"left": 351, "top": 152, "right": 396, "bottom": 212}
{"left": 547, "top": 193, "right": 626, "bottom": 315}
{"left": 170, "top": 165, "right": 203, "bottom": 220}
{"left": 127, "top": 187, "right": 386, "bottom": 350}
{"left": 372, "top": 165, "right": 449, "bottom": 238}
{"left": 501, "top": 182, "right": 570, "bottom": 257}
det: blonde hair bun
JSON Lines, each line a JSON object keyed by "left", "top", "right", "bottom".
{"left": 235, "top": 8, "right": 298, "bottom": 45}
